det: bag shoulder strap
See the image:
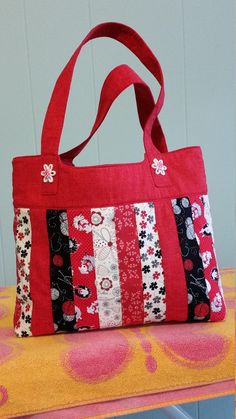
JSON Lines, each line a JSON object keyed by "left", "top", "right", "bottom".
{"left": 61, "top": 63, "right": 167, "bottom": 164}
{"left": 41, "top": 22, "right": 165, "bottom": 156}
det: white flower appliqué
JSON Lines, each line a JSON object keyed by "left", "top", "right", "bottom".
{"left": 151, "top": 158, "right": 167, "bottom": 176}
{"left": 40, "top": 164, "right": 56, "bottom": 183}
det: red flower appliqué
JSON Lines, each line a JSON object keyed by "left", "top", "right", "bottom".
{"left": 41, "top": 163, "right": 56, "bottom": 183}
{"left": 151, "top": 158, "right": 167, "bottom": 176}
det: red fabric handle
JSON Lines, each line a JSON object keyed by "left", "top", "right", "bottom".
{"left": 41, "top": 22, "right": 165, "bottom": 156}
{"left": 61, "top": 64, "right": 167, "bottom": 164}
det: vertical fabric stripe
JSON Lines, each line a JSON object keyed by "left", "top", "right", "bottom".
{"left": 171, "top": 197, "right": 210, "bottom": 322}
{"left": 91, "top": 206, "right": 122, "bottom": 328}
{"left": 67, "top": 209, "right": 100, "bottom": 331}
{"left": 115, "top": 204, "right": 144, "bottom": 326}
{"left": 134, "top": 202, "right": 166, "bottom": 323}
{"left": 30, "top": 209, "right": 54, "bottom": 336}
{"left": 14, "top": 208, "right": 33, "bottom": 337}
{"left": 201, "top": 196, "right": 226, "bottom": 307}
{"left": 154, "top": 200, "right": 188, "bottom": 322}
{"left": 190, "top": 195, "right": 226, "bottom": 321}
{"left": 46, "top": 210, "right": 76, "bottom": 332}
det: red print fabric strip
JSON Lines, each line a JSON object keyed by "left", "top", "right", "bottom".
{"left": 190, "top": 195, "right": 226, "bottom": 321}
{"left": 115, "top": 204, "right": 144, "bottom": 326}
{"left": 67, "top": 209, "right": 100, "bottom": 331}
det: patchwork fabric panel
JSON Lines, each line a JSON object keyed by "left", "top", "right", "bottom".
{"left": 14, "top": 209, "right": 33, "bottom": 337}
{"left": 14, "top": 196, "right": 225, "bottom": 336}
{"left": 171, "top": 197, "right": 211, "bottom": 322}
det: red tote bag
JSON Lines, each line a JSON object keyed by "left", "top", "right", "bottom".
{"left": 12, "top": 22, "right": 226, "bottom": 337}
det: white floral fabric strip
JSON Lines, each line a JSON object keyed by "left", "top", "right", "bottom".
{"left": 91, "top": 206, "right": 122, "bottom": 328}
{"left": 134, "top": 202, "right": 166, "bottom": 323}
{"left": 14, "top": 208, "right": 33, "bottom": 337}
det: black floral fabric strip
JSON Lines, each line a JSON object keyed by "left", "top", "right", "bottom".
{"left": 171, "top": 197, "right": 210, "bottom": 322}
{"left": 46, "top": 210, "right": 76, "bottom": 332}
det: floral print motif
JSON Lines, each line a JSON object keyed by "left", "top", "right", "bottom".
{"left": 69, "top": 238, "right": 79, "bottom": 253}
{"left": 40, "top": 163, "right": 56, "bottom": 183}
{"left": 14, "top": 208, "right": 32, "bottom": 337}
{"left": 172, "top": 197, "right": 210, "bottom": 322}
{"left": 87, "top": 300, "right": 99, "bottom": 314}
{"left": 211, "top": 292, "right": 223, "bottom": 313}
{"left": 191, "top": 202, "right": 202, "bottom": 219}
{"left": 201, "top": 251, "right": 212, "bottom": 269}
{"left": 78, "top": 255, "right": 95, "bottom": 275}
{"left": 91, "top": 211, "right": 104, "bottom": 226}
{"left": 92, "top": 206, "right": 122, "bottom": 328}
{"left": 151, "top": 158, "right": 167, "bottom": 176}
{"left": 134, "top": 202, "right": 166, "bottom": 323}
{"left": 100, "top": 278, "right": 113, "bottom": 291}
{"left": 74, "top": 285, "right": 91, "bottom": 298}
{"left": 73, "top": 214, "right": 92, "bottom": 233}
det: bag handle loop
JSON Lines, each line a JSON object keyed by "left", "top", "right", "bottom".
{"left": 41, "top": 22, "right": 165, "bottom": 156}
{"left": 61, "top": 63, "right": 167, "bottom": 164}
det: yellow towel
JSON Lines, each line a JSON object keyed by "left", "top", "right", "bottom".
{"left": 0, "top": 269, "right": 234, "bottom": 418}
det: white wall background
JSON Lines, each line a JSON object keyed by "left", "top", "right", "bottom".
{"left": 0, "top": 0, "right": 235, "bottom": 286}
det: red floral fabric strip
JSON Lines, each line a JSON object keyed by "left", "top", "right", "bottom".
{"left": 67, "top": 209, "right": 100, "bottom": 331}
{"left": 190, "top": 195, "right": 226, "bottom": 321}
{"left": 115, "top": 204, "right": 144, "bottom": 326}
